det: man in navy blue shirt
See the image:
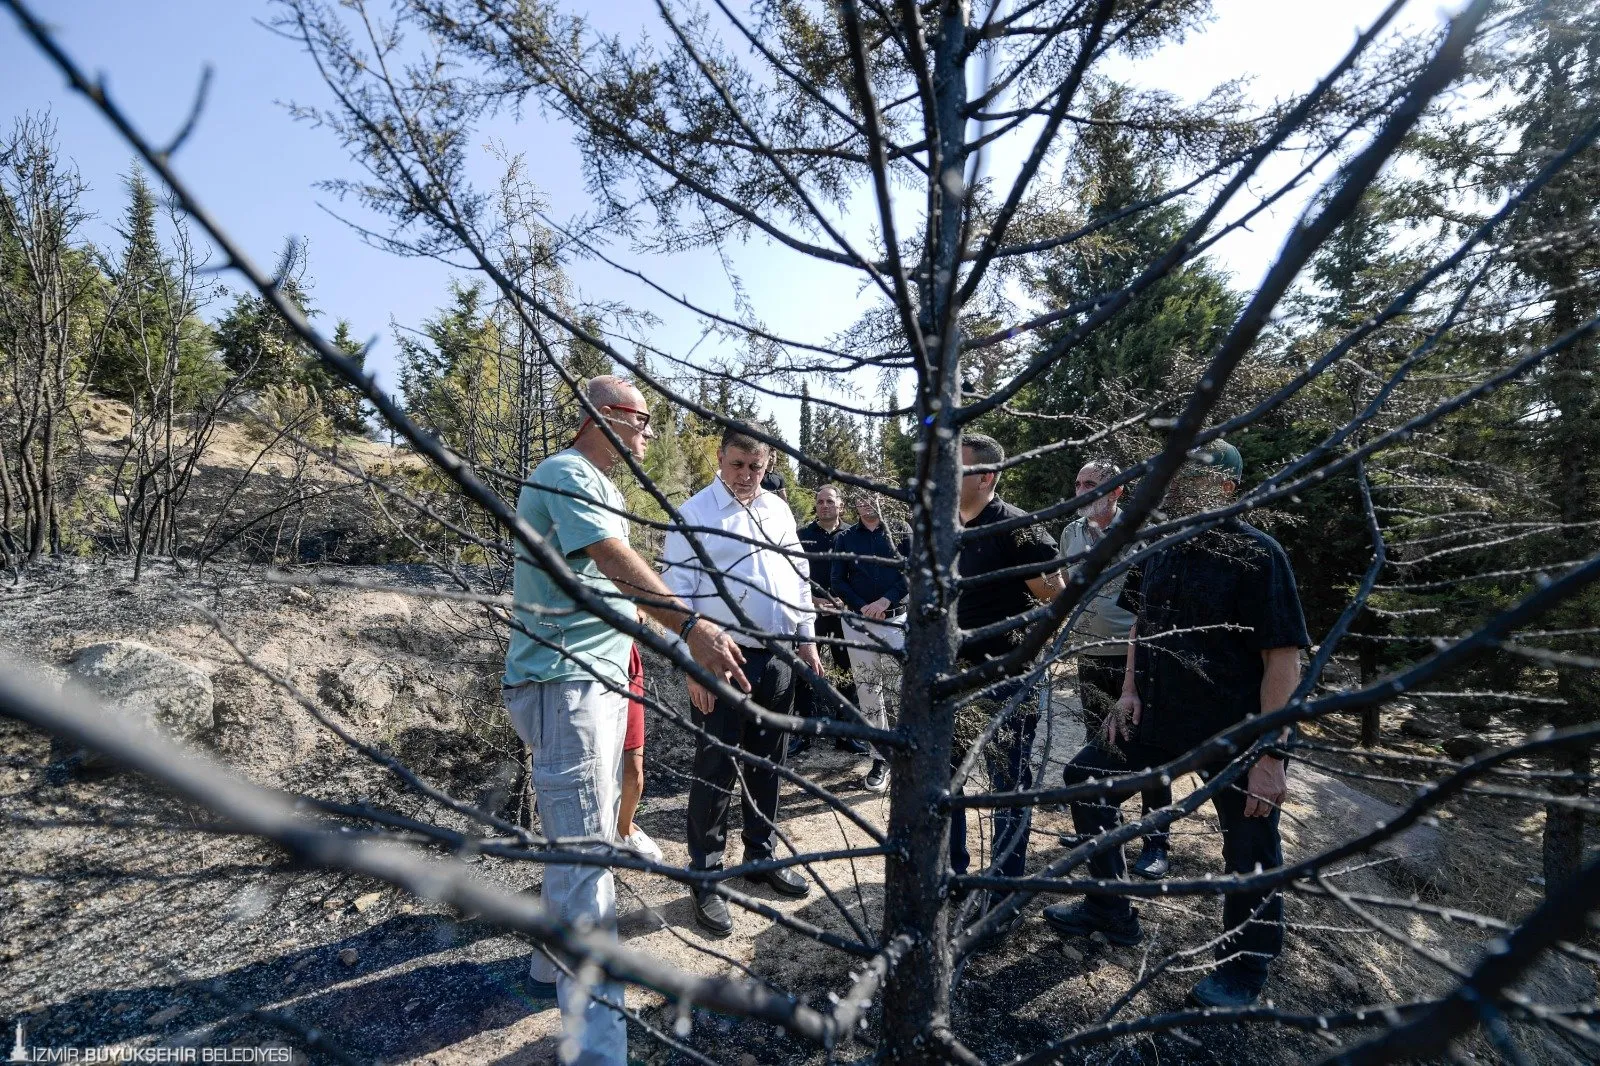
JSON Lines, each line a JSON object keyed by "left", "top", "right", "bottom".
{"left": 1044, "top": 440, "right": 1309, "bottom": 1010}
{"left": 834, "top": 492, "right": 910, "bottom": 791}
{"left": 792, "top": 486, "right": 867, "bottom": 758}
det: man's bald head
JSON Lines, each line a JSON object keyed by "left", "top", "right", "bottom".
{"left": 574, "top": 374, "right": 652, "bottom": 467}
{"left": 586, "top": 374, "right": 642, "bottom": 409}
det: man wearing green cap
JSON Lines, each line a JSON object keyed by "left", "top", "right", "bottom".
{"left": 1044, "top": 439, "right": 1309, "bottom": 1010}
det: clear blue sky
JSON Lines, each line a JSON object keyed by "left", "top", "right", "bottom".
{"left": 1, "top": 1, "right": 1443, "bottom": 438}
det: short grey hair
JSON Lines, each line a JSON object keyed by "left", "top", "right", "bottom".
{"left": 816, "top": 484, "right": 844, "bottom": 503}
{"left": 961, "top": 433, "right": 1005, "bottom": 468}
{"left": 719, "top": 420, "right": 771, "bottom": 456}
{"left": 585, "top": 374, "right": 639, "bottom": 408}
{"left": 1079, "top": 458, "right": 1118, "bottom": 481}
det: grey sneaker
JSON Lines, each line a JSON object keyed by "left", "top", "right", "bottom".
{"left": 863, "top": 760, "right": 890, "bottom": 793}
{"left": 1131, "top": 840, "right": 1169, "bottom": 880}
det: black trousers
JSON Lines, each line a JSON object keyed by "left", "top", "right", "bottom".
{"left": 686, "top": 649, "right": 794, "bottom": 873}
{"left": 793, "top": 612, "right": 857, "bottom": 720}
{"left": 949, "top": 678, "right": 1036, "bottom": 880}
{"left": 1077, "top": 655, "right": 1171, "bottom": 847}
{"left": 1063, "top": 739, "right": 1284, "bottom": 973}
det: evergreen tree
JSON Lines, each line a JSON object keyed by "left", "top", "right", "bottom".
{"left": 1466, "top": 0, "right": 1600, "bottom": 893}
{"left": 798, "top": 383, "right": 815, "bottom": 488}
{"left": 215, "top": 240, "right": 317, "bottom": 388}
{"left": 807, "top": 403, "right": 867, "bottom": 481}
{"left": 327, "top": 319, "right": 371, "bottom": 433}
{"left": 993, "top": 92, "right": 1240, "bottom": 515}
{"left": 97, "top": 167, "right": 220, "bottom": 408}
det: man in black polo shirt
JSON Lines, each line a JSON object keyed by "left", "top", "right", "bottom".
{"left": 951, "top": 433, "right": 1064, "bottom": 887}
{"left": 791, "top": 485, "right": 867, "bottom": 758}
{"left": 1043, "top": 440, "right": 1309, "bottom": 1010}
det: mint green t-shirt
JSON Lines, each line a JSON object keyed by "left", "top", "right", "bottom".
{"left": 504, "top": 449, "right": 636, "bottom": 688}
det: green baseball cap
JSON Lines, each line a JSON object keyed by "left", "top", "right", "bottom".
{"left": 1183, "top": 439, "right": 1243, "bottom": 480}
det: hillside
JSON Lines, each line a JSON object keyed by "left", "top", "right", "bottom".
{"left": 2, "top": 550, "right": 1593, "bottom": 1064}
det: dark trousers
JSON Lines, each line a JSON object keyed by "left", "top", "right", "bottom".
{"left": 687, "top": 649, "right": 793, "bottom": 874}
{"left": 793, "top": 612, "right": 857, "bottom": 720}
{"left": 950, "top": 679, "right": 1036, "bottom": 880}
{"left": 1077, "top": 655, "right": 1171, "bottom": 847}
{"left": 1064, "top": 739, "right": 1284, "bottom": 973}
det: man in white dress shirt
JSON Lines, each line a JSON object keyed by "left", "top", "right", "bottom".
{"left": 661, "top": 424, "right": 826, "bottom": 935}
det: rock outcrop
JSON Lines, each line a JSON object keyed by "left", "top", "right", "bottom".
{"left": 62, "top": 640, "right": 214, "bottom": 766}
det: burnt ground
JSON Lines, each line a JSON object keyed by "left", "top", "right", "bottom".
{"left": 1, "top": 558, "right": 1596, "bottom": 1065}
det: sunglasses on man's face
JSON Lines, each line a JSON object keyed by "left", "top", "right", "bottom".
{"left": 603, "top": 403, "right": 651, "bottom": 430}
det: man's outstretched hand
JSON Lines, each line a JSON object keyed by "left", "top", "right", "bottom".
{"left": 686, "top": 620, "right": 749, "bottom": 694}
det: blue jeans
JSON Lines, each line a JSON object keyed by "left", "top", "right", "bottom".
{"left": 950, "top": 679, "right": 1037, "bottom": 881}
{"left": 505, "top": 680, "right": 628, "bottom": 1066}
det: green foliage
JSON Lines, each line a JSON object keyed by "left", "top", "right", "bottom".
{"left": 986, "top": 95, "right": 1240, "bottom": 517}
{"left": 96, "top": 167, "right": 226, "bottom": 408}
{"left": 215, "top": 240, "right": 366, "bottom": 433}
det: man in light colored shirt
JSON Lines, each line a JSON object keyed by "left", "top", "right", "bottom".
{"left": 1058, "top": 460, "right": 1171, "bottom": 879}
{"left": 661, "top": 423, "right": 825, "bottom": 936}
{"left": 503, "top": 376, "right": 749, "bottom": 1065}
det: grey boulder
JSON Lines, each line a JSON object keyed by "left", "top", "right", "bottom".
{"left": 63, "top": 640, "right": 215, "bottom": 766}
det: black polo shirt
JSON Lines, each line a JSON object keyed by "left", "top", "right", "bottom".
{"left": 1117, "top": 519, "right": 1310, "bottom": 754}
{"left": 798, "top": 520, "right": 845, "bottom": 598}
{"left": 956, "top": 495, "right": 1060, "bottom": 670}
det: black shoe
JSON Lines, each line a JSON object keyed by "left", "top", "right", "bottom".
{"left": 743, "top": 865, "right": 810, "bottom": 898}
{"left": 1041, "top": 901, "right": 1143, "bottom": 946}
{"left": 526, "top": 975, "right": 559, "bottom": 999}
{"left": 693, "top": 890, "right": 733, "bottom": 937}
{"left": 787, "top": 735, "right": 812, "bottom": 759}
{"left": 1131, "top": 840, "right": 1169, "bottom": 880}
{"left": 835, "top": 737, "right": 870, "bottom": 755}
{"left": 1188, "top": 965, "right": 1267, "bottom": 1008}
{"left": 863, "top": 760, "right": 890, "bottom": 793}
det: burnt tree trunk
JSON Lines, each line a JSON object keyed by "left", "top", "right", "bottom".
{"left": 880, "top": 7, "right": 968, "bottom": 1062}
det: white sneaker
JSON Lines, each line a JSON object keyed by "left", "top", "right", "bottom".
{"left": 621, "top": 827, "right": 665, "bottom": 864}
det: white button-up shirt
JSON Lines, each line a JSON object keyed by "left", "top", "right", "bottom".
{"left": 661, "top": 478, "right": 816, "bottom": 647}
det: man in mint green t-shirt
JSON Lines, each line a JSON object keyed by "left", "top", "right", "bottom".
{"left": 502, "top": 375, "right": 747, "bottom": 1066}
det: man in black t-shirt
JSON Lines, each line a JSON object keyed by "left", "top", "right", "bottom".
{"left": 1043, "top": 440, "right": 1310, "bottom": 1010}
{"left": 950, "top": 434, "right": 1064, "bottom": 891}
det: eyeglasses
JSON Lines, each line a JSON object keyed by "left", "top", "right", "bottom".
{"left": 603, "top": 403, "right": 651, "bottom": 430}
{"left": 1074, "top": 479, "right": 1103, "bottom": 490}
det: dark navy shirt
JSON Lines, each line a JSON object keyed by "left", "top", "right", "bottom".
{"left": 956, "top": 496, "right": 1060, "bottom": 671}
{"left": 798, "top": 520, "right": 846, "bottom": 598}
{"left": 833, "top": 522, "right": 910, "bottom": 612}
{"left": 1117, "top": 520, "right": 1310, "bottom": 753}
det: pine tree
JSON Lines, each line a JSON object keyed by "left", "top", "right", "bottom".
{"left": 98, "top": 167, "right": 171, "bottom": 402}
{"left": 798, "top": 383, "right": 815, "bottom": 488}
{"left": 992, "top": 92, "right": 1240, "bottom": 515}
{"left": 1475, "top": 0, "right": 1600, "bottom": 894}
{"left": 215, "top": 240, "right": 318, "bottom": 389}
{"left": 327, "top": 319, "right": 371, "bottom": 433}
